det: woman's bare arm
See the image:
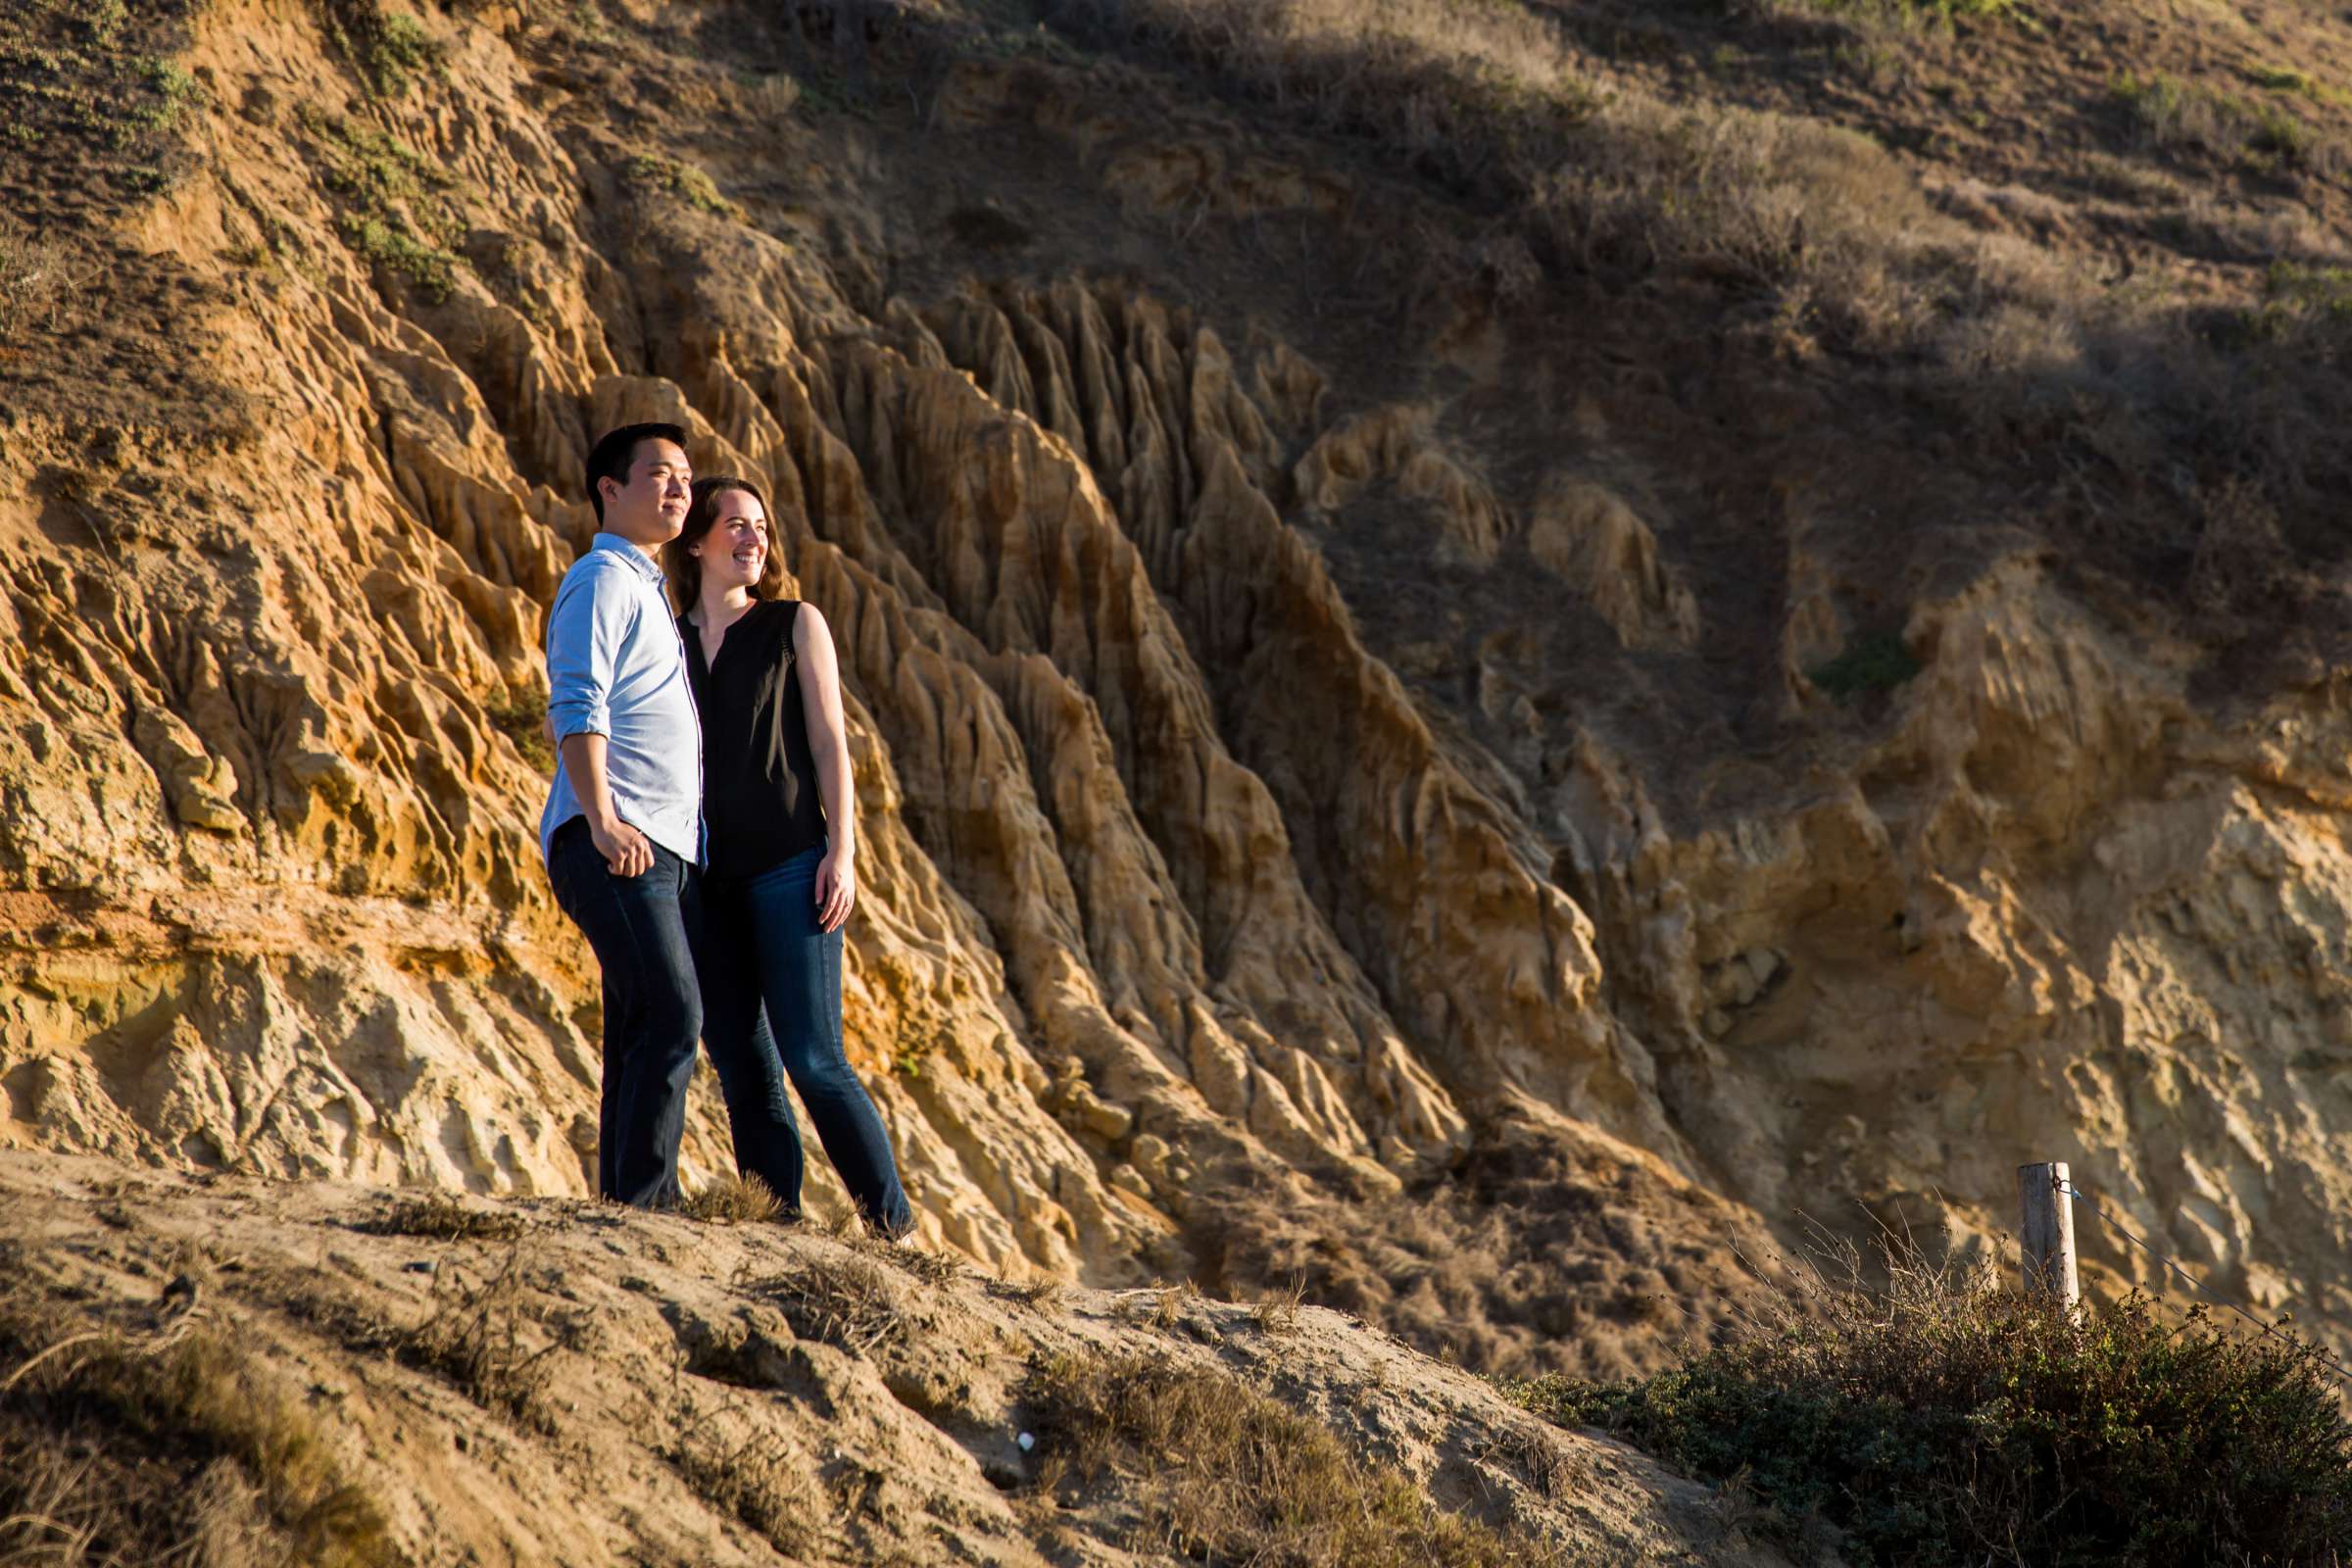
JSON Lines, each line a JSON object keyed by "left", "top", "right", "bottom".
{"left": 795, "top": 603, "right": 857, "bottom": 931}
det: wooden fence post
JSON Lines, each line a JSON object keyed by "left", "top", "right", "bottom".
{"left": 2018, "top": 1161, "right": 2080, "bottom": 1309}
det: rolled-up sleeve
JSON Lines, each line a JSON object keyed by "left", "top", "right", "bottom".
{"left": 546, "top": 563, "right": 628, "bottom": 741}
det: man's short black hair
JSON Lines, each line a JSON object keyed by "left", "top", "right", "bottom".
{"left": 585, "top": 422, "right": 690, "bottom": 523}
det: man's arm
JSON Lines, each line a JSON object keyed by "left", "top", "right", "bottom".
{"left": 561, "top": 732, "right": 652, "bottom": 877}
{"left": 548, "top": 564, "right": 655, "bottom": 877}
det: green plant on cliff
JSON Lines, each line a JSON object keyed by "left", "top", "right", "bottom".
{"left": 626, "top": 152, "right": 742, "bottom": 220}
{"left": 302, "top": 108, "right": 467, "bottom": 303}
{"left": 315, "top": 0, "right": 444, "bottom": 96}
{"left": 1807, "top": 632, "right": 1922, "bottom": 699}
{"left": 1510, "top": 1246, "right": 2352, "bottom": 1566}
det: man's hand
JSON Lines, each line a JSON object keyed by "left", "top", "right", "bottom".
{"left": 592, "top": 818, "right": 655, "bottom": 878}
{"left": 814, "top": 846, "right": 856, "bottom": 932}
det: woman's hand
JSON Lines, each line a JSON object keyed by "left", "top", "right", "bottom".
{"left": 814, "top": 845, "right": 857, "bottom": 932}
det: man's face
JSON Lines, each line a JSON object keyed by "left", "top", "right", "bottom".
{"left": 601, "top": 438, "right": 692, "bottom": 544}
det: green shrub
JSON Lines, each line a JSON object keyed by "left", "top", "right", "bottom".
{"left": 1511, "top": 1248, "right": 2352, "bottom": 1566}
{"left": 1807, "top": 632, "right": 1922, "bottom": 698}
{"left": 625, "top": 152, "right": 741, "bottom": 220}
{"left": 315, "top": 0, "right": 443, "bottom": 95}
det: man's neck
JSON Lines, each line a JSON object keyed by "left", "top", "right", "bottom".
{"left": 602, "top": 529, "right": 663, "bottom": 562}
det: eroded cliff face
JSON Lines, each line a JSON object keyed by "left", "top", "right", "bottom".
{"left": 6, "top": 0, "right": 2352, "bottom": 1375}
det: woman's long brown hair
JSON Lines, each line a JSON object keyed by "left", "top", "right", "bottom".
{"left": 663, "top": 476, "right": 787, "bottom": 611}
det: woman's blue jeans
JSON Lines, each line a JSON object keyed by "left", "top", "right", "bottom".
{"left": 689, "top": 846, "right": 912, "bottom": 1235}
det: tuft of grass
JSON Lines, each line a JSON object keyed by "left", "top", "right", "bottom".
{"left": 1025, "top": 1349, "right": 1541, "bottom": 1567}
{"left": 1807, "top": 632, "right": 1923, "bottom": 699}
{"left": 361, "top": 1192, "right": 529, "bottom": 1243}
{"left": 626, "top": 153, "right": 741, "bottom": 220}
{"left": 0, "top": 1282, "right": 394, "bottom": 1567}
{"left": 1511, "top": 1243, "right": 2352, "bottom": 1566}
{"left": 681, "top": 1173, "right": 785, "bottom": 1226}
{"left": 1250, "top": 1277, "right": 1304, "bottom": 1336}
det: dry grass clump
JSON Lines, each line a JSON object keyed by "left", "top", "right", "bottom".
{"left": 758, "top": 1252, "right": 906, "bottom": 1354}
{"left": 668, "top": 1423, "right": 824, "bottom": 1557}
{"left": 0, "top": 1279, "right": 391, "bottom": 1568}
{"left": 398, "top": 1250, "right": 567, "bottom": 1430}
{"left": 361, "top": 1191, "right": 529, "bottom": 1243}
{"left": 0, "top": 214, "right": 74, "bottom": 343}
{"left": 1250, "top": 1277, "right": 1303, "bottom": 1335}
{"left": 986, "top": 1276, "right": 1067, "bottom": 1312}
{"left": 1024, "top": 1349, "right": 1544, "bottom": 1567}
{"left": 681, "top": 1173, "right": 786, "bottom": 1226}
{"left": 1513, "top": 1240, "right": 2352, "bottom": 1565}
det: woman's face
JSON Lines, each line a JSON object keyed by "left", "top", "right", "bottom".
{"left": 691, "top": 489, "right": 769, "bottom": 593}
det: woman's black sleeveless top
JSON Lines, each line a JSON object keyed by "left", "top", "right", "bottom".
{"left": 680, "top": 600, "right": 827, "bottom": 880}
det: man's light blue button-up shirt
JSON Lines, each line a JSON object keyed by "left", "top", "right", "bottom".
{"left": 538, "top": 532, "right": 703, "bottom": 865}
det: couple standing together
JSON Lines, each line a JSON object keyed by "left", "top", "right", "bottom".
{"left": 536, "top": 421, "right": 910, "bottom": 1235}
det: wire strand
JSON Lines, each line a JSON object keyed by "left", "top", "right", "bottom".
{"left": 2057, "top": 1176, "right": 2352, "bottom": 1390}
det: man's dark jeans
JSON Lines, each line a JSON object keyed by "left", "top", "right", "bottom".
{"left": 691, "top": 845, "right": 912, "bottom": 1236}
{"left": 548, "top": 817, "right": 701, "bottom": 1208}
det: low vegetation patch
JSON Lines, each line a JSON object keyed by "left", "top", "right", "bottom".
{"left": 0, "top": 212, "right": 72, "bottom": 343}
{"left": 2111, "top": 70, "right": 2339, "bottom": 172}
{"left": 362, "top": 1191, "right": 529, "bottom": 1242}
{"left": 301, "top": 108, "right": 467, "bottom": 303}
{"left": 1024, "top": 1349, "right": 1540, "bottom": 1567}
{"left": 314, "top": 0, "right": 444, "bottom": 95}
{"left": 626, "top": 152, "right": 741, "bottom": 220}
{"left": 0, "top": 1278, "right": 393, "bottom": 1568}
{"left": 758, "top": 1252, "right": 906, "bottom": 1354}
{"left": 1807, "top": 631, "right": 1924, "bottom": 699}
{"left": 1511, "top": 1248, "right": 2352, "bottom": 1566}
{"left": 669, "top": 1423, "right": 824, "bottom": 1557}
{"left": 397, "top": 1250, "right": 568, "bottom": 1430}
{"left": 485, "top": 683, "right": 556, "bottom": 773}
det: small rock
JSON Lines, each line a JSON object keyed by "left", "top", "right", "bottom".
{"left": 1079, "top": 1099, "right": 1133, "bottom": 1141}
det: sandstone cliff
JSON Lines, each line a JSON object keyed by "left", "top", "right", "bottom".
{"left": 5, "top": 0, "right": 2352, "bottom": 1385}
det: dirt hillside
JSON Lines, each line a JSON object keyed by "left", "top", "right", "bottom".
{"left": 7, "top": 0, "right": 2352, "bottom": 1399}
{"left": 1, "top": 1149, "right": 1798, "bottom": 1566}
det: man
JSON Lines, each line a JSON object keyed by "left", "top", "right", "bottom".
{"left": 541, "top": 422, "right": 703, "bottom": 1207}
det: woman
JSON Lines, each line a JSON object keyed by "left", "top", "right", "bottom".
{"left": 665, "top": 475, "right": 911, "bottom": 1237}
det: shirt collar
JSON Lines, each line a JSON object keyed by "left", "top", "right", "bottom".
{"left": 589, "top": 531, "right": 665, "bottom": 583}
